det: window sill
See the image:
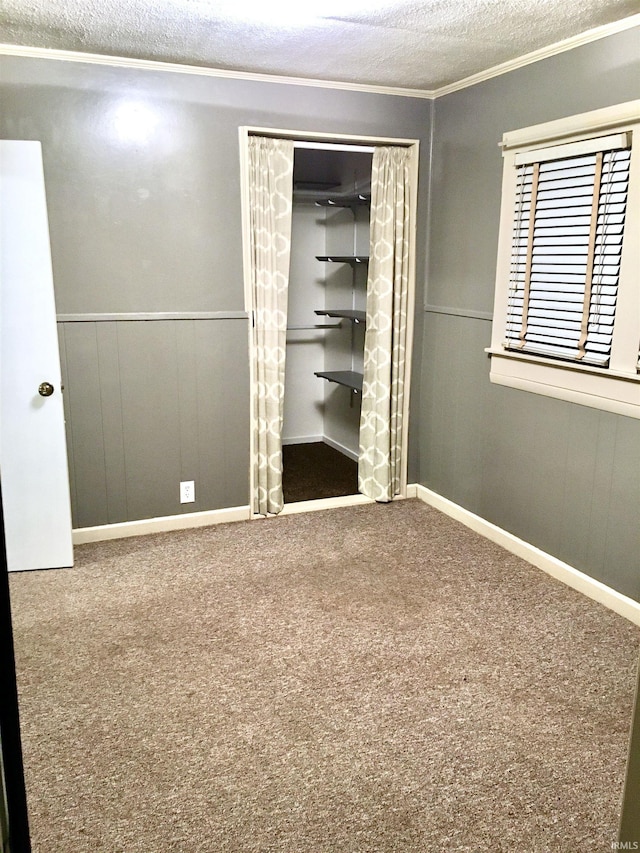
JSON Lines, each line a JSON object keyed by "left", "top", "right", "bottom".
{"left": 487, "top": 349, "right": 640, "bottom": 419}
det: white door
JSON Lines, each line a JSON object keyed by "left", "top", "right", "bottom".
{"left": 0, "top": 140, "right": 73, "bottom": 572}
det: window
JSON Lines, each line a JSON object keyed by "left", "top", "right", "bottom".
{"left": 488, "top": 101, "right": 640, "bottom": 419}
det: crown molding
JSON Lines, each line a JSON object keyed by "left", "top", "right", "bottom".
{"left": 0, "top": 43, "right": 436, "bottom": 100}
{"left": 1, "top": 13, "right": 638, "bottom": 101}
{"left": 432, "top": 13, "right": 640, "bottom": 98}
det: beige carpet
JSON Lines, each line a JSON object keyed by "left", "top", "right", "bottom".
{"left": 8, "top": 500, "right": 640, "bottom": 852}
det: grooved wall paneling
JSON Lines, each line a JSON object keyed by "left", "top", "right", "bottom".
{"left": 421, "top": 312, "right": 640, "bottom": 600}
{"left": 59, "top": 319, "right": 249, "bottom": 527}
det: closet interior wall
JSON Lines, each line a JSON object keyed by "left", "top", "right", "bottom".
{"left": 283, "top": 148, "right": 372, "bottom": 462}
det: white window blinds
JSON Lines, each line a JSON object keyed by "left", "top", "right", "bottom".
{"left": 505, "top": 133, "right": 631, "bottom": 367}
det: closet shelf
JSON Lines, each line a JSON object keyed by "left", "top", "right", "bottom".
{"left": 316, "top": 255, "right": 369, "bottom": 265}
{"left": 315, "top": 193, "right": 371, "bottom": 209}
{"left": 315, "top": 370, "right": 363, "bottom": 393}
{"left": 315, "top": 309, "right": 366, "bottom": 324}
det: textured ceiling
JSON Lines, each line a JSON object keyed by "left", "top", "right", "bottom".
{"left": 1, "top": 0, "right": 639, "bottom": 91}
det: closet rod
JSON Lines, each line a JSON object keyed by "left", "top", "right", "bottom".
{"left": 293, "top": 141, "right": 375, "bottom": 154}
{"left": 286, "top": 323, "right": 341, "bottom": 331}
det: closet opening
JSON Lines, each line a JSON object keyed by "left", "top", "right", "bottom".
{"left": 240, "top": 128, "right": 419, "bottom": 517}
{"left": 283, "top": 143, "right": 373, "bottom": 504}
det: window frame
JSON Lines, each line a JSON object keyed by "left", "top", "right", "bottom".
{"left": 488, "top": 100, "right": 640, "bottom": 419}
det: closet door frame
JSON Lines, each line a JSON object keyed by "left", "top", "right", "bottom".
{"left": 239, "top": 126, "right": 420, "bottom": 514}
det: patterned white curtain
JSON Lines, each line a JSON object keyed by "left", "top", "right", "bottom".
{"left": 248, "top": 136, "right": 294, "bottom": 515}
{"left": 358, "top": 146, "right": 413, "bottom": 502}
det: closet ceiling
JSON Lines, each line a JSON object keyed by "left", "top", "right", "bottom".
{"left": 1, "top": 0, "right": 638, "bottom": 91}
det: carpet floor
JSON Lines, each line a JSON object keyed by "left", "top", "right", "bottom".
{"left": 282, "top": 442, "right": 358, "bottom": 503}
{"left": 8, "top": 500, "right": 640, "bottom": 852}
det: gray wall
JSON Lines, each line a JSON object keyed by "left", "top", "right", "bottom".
{"left": 420, "top": 28, "right": 640, "bottom": 601}
{"left": 57, "top": 318, "right": 248, "bottom": 527}
{"left": 2, "top": 31, "right": 638, "bottom": 602}
{"left": 0, "top": 56, "right": 432, "bottom": 525}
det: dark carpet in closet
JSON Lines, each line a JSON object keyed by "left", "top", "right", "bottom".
{"left": 282, "top": 441, "right": 358, "bottom": 503}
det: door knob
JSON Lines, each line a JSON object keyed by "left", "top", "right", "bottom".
{"left": 38, "top": 382, "right": 54, "bottom": 397}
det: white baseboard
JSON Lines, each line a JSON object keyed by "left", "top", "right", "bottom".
{"left": 323, "top": 435, "right": 359, "bottom": 462}
{"left": 410, "top": 483, "right": 640, "bottom": 627}
{"left": 72, "top": 484, "right": 639, "bottom": 628}
{"left": 282, "top": 435, "right": 358, "bottom": 462}
{"left": 282, "top": 434, "right": 359, "bottom": 462}
{"left": 282, "top": 435, "right": 323, "bottom": 445}
{"left": 73, "top": 505, "right": 252, "bottom": 545}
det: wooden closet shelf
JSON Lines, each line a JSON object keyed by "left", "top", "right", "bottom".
{"left": 315, "top": 309, "right": 366, "bottom": 324}
{"left": 316, "top": 255, "right": 369, "bottom": 264}
{"left": 315, "top": 370, "right": 363, "bottom": 393}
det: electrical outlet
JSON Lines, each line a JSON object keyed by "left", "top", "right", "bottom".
{"left": 180, "top": 480, "right": 195, "bottom": 504}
